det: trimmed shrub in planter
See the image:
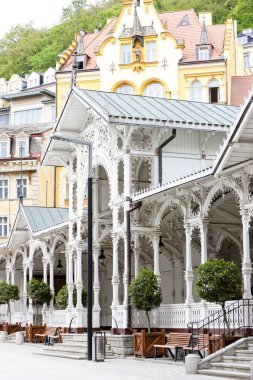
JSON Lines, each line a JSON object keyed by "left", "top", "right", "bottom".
{"left": 129, "top": 268, "right": 163, "bottom": 357}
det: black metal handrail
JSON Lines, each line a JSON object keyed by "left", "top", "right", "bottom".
{"left": 187, "top": 299, "right": 253, "bottom": 357}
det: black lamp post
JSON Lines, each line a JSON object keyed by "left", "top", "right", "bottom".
{"left": 50, "top": 134, "right": 93, "bottom": 361}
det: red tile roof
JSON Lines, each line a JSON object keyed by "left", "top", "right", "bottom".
{"left": 231, "top": 76, "right": 253, "bottom": 106}
{"left": 59, "top": 18, "right": 117, "bottom": 71}
{"left": 160, "top": 9, "right": 224, "bottom": 62}
{"left": 59, "top": 9, "right": 226, "bottom": 71}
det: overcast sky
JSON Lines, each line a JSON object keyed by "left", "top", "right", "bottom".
{"left": 0, "top": 0, "right": 74, "bottom": 37}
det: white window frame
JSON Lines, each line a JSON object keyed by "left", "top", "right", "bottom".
{"left": 144, "top": 82, "right": 166, "bottom": 98}
{"left": 190, "top": 81, "right": 202, "bottom": 101}
{"left": 0, "top": 178, "right": 9, "bottom": 199}
{"left": 0, "top": 216, "right": 8, "bottom": 237}
{"left": 198, "top": 47, "right": 209, "bottom": 60}
{"left": 244, "top": 52, "right": 251, "bottom": 68}
{"left": 14, "top": 108, "right": 42, "bottom": 125}
{"left": 116, "top": 85, "right": 135, "bottom": 95}
{"left": 16, "top": 177, "right": 28, "bottom": 199}
{"left": 122, "top": 44, "right": 132, "bottom": 64}
{"left": 146, "top": 41, "right": 156, "bottom": 62}
{"left": 15, "top": 134, "right": 29, "bottom": 157}
{"left": 0, "top": 134, "right": 10, "bottom": 158}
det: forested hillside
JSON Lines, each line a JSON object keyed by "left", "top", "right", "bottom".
{"left": 0, "top": 0, "right": 251, "bottom": 79}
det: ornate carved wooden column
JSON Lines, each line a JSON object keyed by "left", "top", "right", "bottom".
{"left": 241, "top": 209, "right": 252, "bottom": 299}
{"left": 93, "top": 246, "right": 101, "bottom": 328}
{"left": 28, "top": 262, "right": 34, "bottom": 323}
{"left": 43, "top": 259, "right": 47, "bottom": 283}
{"left": 200, "top": 219, "right": 208, "bottom": 264}
{"left": 134, "top": 234, "right": 140, "bottom": 278}
{"left": 184, "top": 222, "right": 194, "bottom": 304}
{"left": 49, "top": 258, "right": 55, "bottom": 311}
{"left": 153, "top": 233, "right": 161, "bottom": 285}
{"left": 76, "top": 247, "right": 83, "bottom": 309}
{"left": 67, "top": 249, "right": 74, "bottom": 308}
{"left": 112, "top": 234, "right": 119, "bottom": 308}
{"left": 22, "top": 263, "right": 28, "bottom": 314}
{"left": 6, "top": 265, "right": 11, "bottom": 284}
{"left": 10, "top": 266, "right": 15, "bottom": 285}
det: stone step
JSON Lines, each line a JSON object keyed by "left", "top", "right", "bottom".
{"left": 235, "top": 349, "right": 253, "bottom": 357}
{"left": 35, "top": 351, "right": 87, "bottom": 360}
{"left": 223, "top": 355, "right": 253, "bottom": 363}
{"left": 198, "top": 369, "right": 251, "bottom": 379}
{"left": 44, "top": 347, "right": 87, "bottom": 355}
{"left": 210, "top": 362, "right": 250, "bottom": 374}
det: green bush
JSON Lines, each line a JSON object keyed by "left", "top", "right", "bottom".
{"left": 129, "top": 268, "right": 162, "bottom": 332}
{"left": 27, "top": 278, "right": 52, "bottom": 325}
{"left": 0, "top": 282, "right": 19, "bottom": 323}
{"left": 196, "top": 259, "right": 242, "bottom": 329}
{"left": 56, "top": 284, "right": 87, "bottom": 309}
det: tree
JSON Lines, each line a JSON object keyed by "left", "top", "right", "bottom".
{"left": 229, "top": 0, "right": 253, "bottom": 32}
{"left": 55, "top": 284, "right": 87, "bottom": 309}
{"left": 129, "top": 268, "right": 162, "bottom": 332}
{"left": 27, "top": 278, "right": 52, "bottom": 325}
{"left": 195, "top": 259, "right": 242, "bottom": 330}
{"left": 0, "top": 282, "right": 19, "bottom": 324}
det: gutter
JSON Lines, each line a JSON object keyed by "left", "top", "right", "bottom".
{"left": 158, "top": 129, "right": 176, "bottom": 185}
{"left": 126, "top": 201, "right": 142, "bottom": 330}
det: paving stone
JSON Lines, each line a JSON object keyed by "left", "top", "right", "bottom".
{"left": 0, "top": 343, "right": 223, "bottom": 380}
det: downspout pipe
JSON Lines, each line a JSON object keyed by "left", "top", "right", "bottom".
{"left": 126, "top": 200, "right": 142, "bottom": 330}
{"left": 158, "top": 129, "right": 176, "bottom": 185}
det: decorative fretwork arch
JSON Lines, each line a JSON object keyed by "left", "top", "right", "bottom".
{"left": 203, "top": 179, "right": 243, "bottom": 217}
{"left": 155, "top": 197, "right": 186, "bottom": 228}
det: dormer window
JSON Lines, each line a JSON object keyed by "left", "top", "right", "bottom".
{"left": 198, "top": 46, "right": 210, "bottom": 60}
{"left": 16, "top": 134, "right": 29, "bottom": 157}
{"left": 76, "top": 55, "right": 86, "bottom": 70}
{"left": 0, "top": 134, "right": 10, "bottom": 158}
{"left": 44, "top": 68, "right": 56, "bottom": 84}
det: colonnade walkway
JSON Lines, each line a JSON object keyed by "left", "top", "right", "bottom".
{"left": 0, "top": 343, "right": 222, "bottom": 380}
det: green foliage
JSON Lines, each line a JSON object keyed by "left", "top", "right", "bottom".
{"left": 0, "top": 282, "right": 19, "bottom": 305}
{"left": 129, "top": 268, "right": 162, "bottom": 332}
{"left": 229, "top": 0, "right": 253, "bottom": 32}
{"left": 27, "top": 278, "right": 52, "bottom": 324}
{"left": 0, "top": 0, "right": 122, "bottom": 79}
{"left": 55, "top": 284, "right": 87, "bottom": 309}
{"left": 196, "top": 259, "right": 242, "bottom": 306}
{"left": 27, "top": 278, "right": 52, "bottom": 306}
{"left": 154, "top": 0, "right": 235, "bottom": 24}
{"left": 0, "top": 282, "right": 19, "bottom": 323}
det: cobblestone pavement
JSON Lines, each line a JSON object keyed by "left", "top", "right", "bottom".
{"left": 0, "top": 343, "right": 223, "bottom": 380}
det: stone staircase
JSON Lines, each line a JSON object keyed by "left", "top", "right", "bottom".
{"left": 198, "top": 338, "right": 253, "bottom": 379}
{"left": 35, "top": 333, "right": 117, "bottom": 360}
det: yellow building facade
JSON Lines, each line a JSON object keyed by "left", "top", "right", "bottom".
{"left": 56, "top": 0, "right": 237, "bottom": 113}
{"left": 53, "top": 0, "right": 238, "bottom": 207}
{"left": 0, "top": 72, "right": 57, "bottom": 243}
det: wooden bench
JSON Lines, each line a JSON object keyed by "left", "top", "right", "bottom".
{"left": 184, "top": 334, "right": 210, "bottom": 359}
{"left": 154, "top": 332, "right": 192, "bottom": 361}
{"left": 35, "top": 327, "right": 59, "bottom": 345}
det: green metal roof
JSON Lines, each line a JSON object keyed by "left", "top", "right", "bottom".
{"left": 23, "top": 206, "right": 68, "bottom": 233}
{"left": 78, "top": 88, "right": 239, "bottom": 129}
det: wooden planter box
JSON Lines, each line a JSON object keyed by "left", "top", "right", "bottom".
{"left": 134, "top": 329, "right": 165, "bottom": 358}
{"left": 2, "top": 323, "right": 21, "bottom": 335}
{"left": 25, "top": 324, "right": 46, "bottom": 343}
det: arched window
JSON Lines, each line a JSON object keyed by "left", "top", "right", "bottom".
{"left": 208, "top": 79, "right": 219, "bottom": 103}
{"left": 116, "top": 85, "right": 135, "bottom": 95}
{"left": 190, "top": 81, "right": 202, "bottom": 102}
{"left": 144, "top": 82, "right": 165, "bottom": 98}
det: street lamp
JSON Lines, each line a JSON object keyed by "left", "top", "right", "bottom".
{"left": 50, "top": 134, "right": 93, "bottom": 361}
